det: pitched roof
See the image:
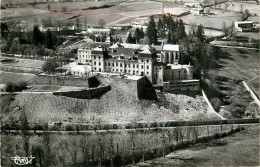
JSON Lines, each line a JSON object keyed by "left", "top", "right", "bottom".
{"left": 112, "top": 48, "right": 135, "bottom": 56}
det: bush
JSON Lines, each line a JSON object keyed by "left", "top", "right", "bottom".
{"left": 6, "top": 81, "right": 28, "bottom": 92}
{"left": 65, "top": 125, "right": 74, "bottom": 131}
{"left": 42, "top": 58, "right": 59, "bottom": 73}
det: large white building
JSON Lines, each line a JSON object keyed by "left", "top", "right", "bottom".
{"left": 76, "top": 43, "right": 199, "bottom": 91}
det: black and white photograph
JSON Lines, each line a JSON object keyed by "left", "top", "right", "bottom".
{"left": 0, "top": 0, "right": 259, "bottom": 166}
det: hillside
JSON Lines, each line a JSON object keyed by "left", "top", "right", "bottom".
{"left": 2, "top": 89, "right": 222, "bottom": 124}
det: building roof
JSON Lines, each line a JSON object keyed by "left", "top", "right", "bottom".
{"left": 87, "top": 28, "right": 111, "bottom": 32}
{"left": 162, "top": 44, "right": 180, "bottom": 52}
{"left": 91, "top": 47, "right": 104, "bottom": 54}
{"left": 235, "top": 21, "right": 253, "bottom": 24}
{"left": 110, "top": 42, "right": 124, "bottom": 49}
{"left": 109, "top": 43, "right": 161, "bottom": 52}
{"left": 112, "top": 48, "right": 135, "bottom": 56}
{"left": 167, "top": 64, "right": 192, "bottom": 69}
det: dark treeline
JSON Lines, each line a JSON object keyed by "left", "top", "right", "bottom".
{"left": 0, "top": 20, "right": 77, "bottom": 57}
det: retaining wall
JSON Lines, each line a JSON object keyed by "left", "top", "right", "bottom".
{"left": 53, "top": 85, "right": 111, "bottom": 99}
{"left": 96, "top": 75, "right": 146, "bottom": 99}
{"left": 35, "top": 73, "right": 99, "bottom": 87}
{"left": 242, "top": 81, "right": 260, "bottom": 107}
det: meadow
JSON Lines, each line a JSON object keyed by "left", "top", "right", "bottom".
{"left": 1, "top": 123, "right": 241, "bottom": 167}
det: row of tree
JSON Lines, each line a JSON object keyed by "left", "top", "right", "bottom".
{"left": 126, "top": 28, "right": 145, "bottom": 44}
{"left": 146, "top": 15, "right": 187, "bottom": 45}
{"left": 2, "top": 114, "right": 239, "bottom": 167}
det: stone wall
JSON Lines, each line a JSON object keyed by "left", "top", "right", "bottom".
{"left": 96, "top": 75, "right": 147, "bottom": 98}
{"left": 35, "top": 73, "right": 99, "bottom": 87}
{"left": 53, "top": 85, "right": 111, "bottom": 99}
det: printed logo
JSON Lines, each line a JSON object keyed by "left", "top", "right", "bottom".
{"left": 10, "top": 155, "right": 35, "bottom": 165}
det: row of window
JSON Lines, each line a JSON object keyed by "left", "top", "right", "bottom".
{"left": 96, "top": 68, "right": 150, "bottom": 75}
{"left": 103, "top": 62, "right": 150, "bottom": 69}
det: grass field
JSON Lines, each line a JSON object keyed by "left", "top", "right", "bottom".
{"left": 1, "top": 1, "right": 164, "bottom": 27}
{"left": 0, "top": 71, "right": 36, "bottom": 84}
{"left": 219, "top": 2, "right": 260, "bottom": 16}
{"left": 207, "top": 47, "right": 259, "bottom": 118}
{"left": 130, "top": 124, "right": 259, "bottom": 167}
{"left": 182, "top": 9, "right": 242, "bottom": 30}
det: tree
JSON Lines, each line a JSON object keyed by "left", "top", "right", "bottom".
{"left": 20, "top": 110, "right": 30, "bottom": 156}
{"left": 140, "top": 28, "right": 145, "bottom": 39}
{"left": 1, "top": 22, "right": 9, "bottom": 38}
{"left": 196, "top": 24, "right": 205, "bottom": 42}
{"left": 146, "top": 16, "right": 158, "bottom": 45}
{"left": 241, "top": 9, "right": 250, "bottom": 21}
{"left": 75, "top": 18, "right": 81, "bottom": 31}
{"left": 126, "top": 32, "right": 135, "bottom": 43}
{"left": 245, "top": 102, "right": 260, "bottom": 118}
{"left": 98, "top": 19, "right": 105, "bottom": 27}
{"left": 224, "top": 3, "right": 229, "bottom": 11}
{"left": 84, "top": 18, "right": 88, "bottom": 30}
{"left": 47, "top": 4, "right": 51, "bottom": 11}
{"left": 177, "top": 19, "right": 187, "bottom": 40}
{"left": 32, "top": 25, "right": 42, "bottom": 46}
{"left": 157, "top": 18, "right": 164, "bottom": 38}
{"left": 211, "top": 97, "right": 222, "bottom": 111}
{"left": 42, "top": 58, "right": 59, "bottom": 73}
{"left": 134, "top": 28, "right": 141, "bottom": 43}
{"left": 45, "top": 30, "right": 54, "bottom": 49}
{"left": 167, "top": 31, "right": 172, "bottom": 44}
{"left": 222, "top": 22, "right": 229, "bottom": 37}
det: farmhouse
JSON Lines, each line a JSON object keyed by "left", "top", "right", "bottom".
{"left": 184, "top": 3, "right": 201, "bottom": 8}
{"left": 87, "top": 28, "right": 111, "bottom": 35}
{"left": 190, "top": 8, "right": 204, "bottom": 15}
{"left": 235, "top": 21, "right": 254, "bottom": 32}
{"left": 77, "top": 43, "right": 199, "bottom": 91}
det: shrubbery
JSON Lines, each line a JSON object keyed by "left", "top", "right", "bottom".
{"left": 6, "top": 81, "right": 28, "bottom": 92}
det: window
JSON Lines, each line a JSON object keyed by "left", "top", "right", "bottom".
{"left": 105, "top": 62, "right": 107, "bottom": 66}
{"left": 147, "top": 72, "right": 149, "bottom": 74}
{"left": 125, "top": 64, "right": 127, "bottom": 67}
{"left": 133, "top": 64, "right": 135, "bottom": 68}
{"left": 147, "top": 59, "right": 149, "bottom": 63}
{"left": 125, "top": 70, "right": 127, "bottom": 73}
{"left": 141, "top": 65, "right": 143, "bottom": 69}
{"left": 116, "top": 69, "right": 118, "bottom": 72}
{"left": 94, "top": 56, "right": 96, "bottom": 59}
{"left": 99, "top": 62, "right": 101, "bottom": 65}
{"left": 156, "top": 73, "right": 158, "bottom": 76}
{"left": 116, "top": 63, "right": 118, "bottom": 67}
{"left": 137, "top": 65, "right": 139, "bottom": 68}
{"left": 94, "top": 62, "right": 96, "bottom": 65}
{"left": 141, "top": 59, "right": 144, "bottom": 63}
{"left": 179, "top": 71, "right": 180, "bottom": 73}
{"left": 120, "top": 63, "right": 122, "bottom": 67}
{"left": 147, "top": 66, "right": 149, "bottom": 69}
{"left": 129, "top": 70, "right": 130, "bottom": 72}
{"left": 108, "top": 62, "right": 110, "bottom": 66}
{"left": 137, "top": 71, "right": 138, "bottom": 74}
{"left": 133, "top": 70, "right": 135, "bottom": 75}
{"left": 99, "top": 56, "right": 100, "bottom": 59}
